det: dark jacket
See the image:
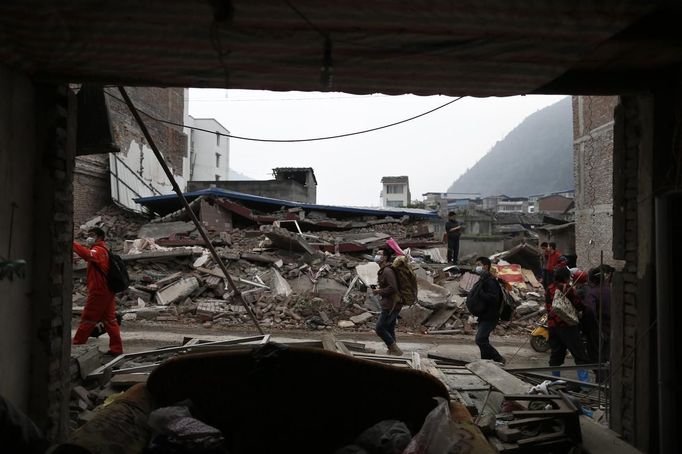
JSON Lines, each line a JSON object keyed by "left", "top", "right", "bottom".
{"left": 546, "top": 282, "right": 584, "bottom": 327}
{"left": 476, "top": 272, "right": 502, "bottom": 321}
{"left": 377, "top": 265, "right": 401, "bottom": 311}
{"left": 584, "top": 283, "right": 611, "bottom": 334}
{"left": 445, "top": 220, "right": 461, "bottom": 241}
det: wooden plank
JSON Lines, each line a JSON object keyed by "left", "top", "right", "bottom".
{"left": 321, "top": 334, "right": 338, "bottom": 352}
{"left": 111, "top": 373, "right": 149, "bottom": 389}
{"left": 580, "top": 415, "right": 644, "bottom": 454}
{"left": 334, "top": 341, "right": 352, "bottom": 355}
{"left": 411, "top": 351, "right": 422, "bottom": 370}
{"left": 87, "top": 335, "right": 267, "bottom": 379}
{"left": 466, "top": 360, "right": 532, "bottom": 395}
{"left": 427, "top": 352, "right": 469, "bottom": 366}
{"left": 422, "top": 359, "right": 477, "bottom": 414}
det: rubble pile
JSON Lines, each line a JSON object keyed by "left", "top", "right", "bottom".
{"left": 73, "top": 204, "right": 547, "bottom": 334}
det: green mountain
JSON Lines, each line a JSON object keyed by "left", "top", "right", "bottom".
{"left": 447, "top": 97, "right": 573, "bottom": 197}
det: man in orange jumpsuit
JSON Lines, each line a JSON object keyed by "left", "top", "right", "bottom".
{"left": 72, "top": 227, "right": 123, "bottom": 355}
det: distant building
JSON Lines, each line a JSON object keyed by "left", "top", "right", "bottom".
{"left": 422, "top": 192, "right": 481, "bottom": 212}
{"left": 189, "top": 167, "right": 317, "bottom": 203}
{"left": 528, "top": 189, "right": 575, "bottom": 213}
{"left": 482, "top": 195, "right": 528, "bottom": 213}
{"left": 537, "top": 194, "right": 574, "bottom": 215}
{"left": 187, "top": 116, "right": 230, "bottom": 182}
{"left": 380, "top": 176, "right": 411, "bottom": 207}
{"left": 497, "top": 197, "right": 529, "bottom": 213}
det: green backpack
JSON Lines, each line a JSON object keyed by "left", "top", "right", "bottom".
{"left": 391, "top": 256, "right": 418, "bottom": 306}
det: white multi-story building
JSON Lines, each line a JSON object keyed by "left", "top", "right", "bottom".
{"left": 380, "top": 176, "right": 411, "bottom": 207}
{"left": 186, "top": 116, "right": 230, "bottom": 182}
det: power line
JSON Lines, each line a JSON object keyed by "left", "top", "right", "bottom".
{"left": 189, "top": 94, "right": 389, "bottom": 102}
{"left": 104, "top": 90, "right": 464, "bottom": 143}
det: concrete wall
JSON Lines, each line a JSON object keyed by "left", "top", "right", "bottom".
{"left": 573, "top": 96, "right": 623, "bottom": 269}
{"left": 73, "top": 154, "right": 110, "bottom": 226}
{"left": 0, "top": 66, "right": 73, "bottom": 440}
{"left": 188, "top": 117, "right": 230, "bottom": 181}
{"left": 105, "top": 87, "right": 188, "bottom": 211}
{"left": 459, "top": 236, "right": 506, "bottom": 258}
{"left": 188, "top": 179, "right": 313, "bottom": 203}
{"left": 0, "top": 66, "right": 37, "bottom": 419}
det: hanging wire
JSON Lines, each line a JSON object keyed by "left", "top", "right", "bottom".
{"left": 104, "top": 89, "right": 464, "bottom": 143}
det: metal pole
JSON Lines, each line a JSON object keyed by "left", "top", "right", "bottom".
{"left": 118, "top": 87, "right": 264, "bottom": 335}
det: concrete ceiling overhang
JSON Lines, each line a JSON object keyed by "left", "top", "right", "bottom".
{"left": 1, "top": 1, "right": 681, "bottom": 96}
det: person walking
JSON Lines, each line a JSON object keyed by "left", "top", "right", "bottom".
{"left": 445, "top": 212, "right": 462, "bottom": 264}
{"left": 372, "top": 246, "right": 403, "bottom": 356}
{"left": 472, "top": 257, "right": 506, "bottom": 364}
{"left": 72, "top": 227, "right": 123, "bottom": 355}
{"left": 583, "top": 266, "right": 613, "bottom": 381}
{"left": 545, "top": 267, "right": 590, "bottom": 381}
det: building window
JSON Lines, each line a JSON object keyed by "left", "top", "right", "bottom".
{"left": 215, "top": 174, "right": 220, "bottom": 181}
{"left": 386, "top": 184, "right": 404, "bottom": 194}
{"left": 216, "top": 132, "right": 221, "bottom": 146}
{"left": 216, "top": 153, "right": 221, "bottom": 168}
{"left": 386, "top": 200, "right": 404, "bottom": 207}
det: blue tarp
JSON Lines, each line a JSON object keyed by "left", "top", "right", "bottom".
{"left": 134, "top": 188, "right": 440, "bottom": 220}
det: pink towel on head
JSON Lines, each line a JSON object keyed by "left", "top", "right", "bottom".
{"left": 386, "top": 237, "right": 405, "bottom": 256}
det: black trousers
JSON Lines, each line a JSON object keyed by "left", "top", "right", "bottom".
{"left": 476, "top": 319, "right": 504, "bottom": 362}
{"left": 548, "top": 325, "right": 590, "bottom": 367}
{"left": 447, "top": 239, "right": 460, "bottom": 264}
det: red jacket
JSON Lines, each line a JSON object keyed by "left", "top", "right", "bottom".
{"left": 545, "top": 250, "right": 562, "bottom": 272}
{"left": 73, "top": 240, "right": 112, "bottom": 296}
{"left": 545, "top": 282, "right": 583, "bottom": 327}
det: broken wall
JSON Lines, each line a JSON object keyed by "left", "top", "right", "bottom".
{"left": 573, "top": 96, "right": 623, "bottom": 269}
{"left": 105, "top": 87, "right": 188, "bottom": 210}
{"left": 458, "top": 237, "right": 505, "bottom": 258}
{"left": 0, "top": 65, "right": 74, "bottom": 441}
{"left": 73, "top": 154, "right": 111, "bottom": 227}
{"left": 188, "top": 179, "right": 314, "bottom": 203}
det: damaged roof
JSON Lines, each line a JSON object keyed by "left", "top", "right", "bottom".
{"left": 2, "top": 1, "right": 681, "bottom": 96}
{"left": 135, "top": 188, "right": 440, "bottom": 219}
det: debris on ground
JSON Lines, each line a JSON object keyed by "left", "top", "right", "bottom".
{"left": 73, "top": 203, "right": 550, "bottom": 336}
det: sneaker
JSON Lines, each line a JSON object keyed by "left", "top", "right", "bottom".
{"left": 387, "top": 343, "right": 404, "bottom": 356}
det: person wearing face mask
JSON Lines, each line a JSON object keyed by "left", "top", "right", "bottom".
{"left": 472, "top": 257, "right": 506, "bottom": 364}
{"left": 72, "top": 227, "right": 123, "bottom": 355}
{"left": 372, "top": 247, "right": 404, "bottom": 356}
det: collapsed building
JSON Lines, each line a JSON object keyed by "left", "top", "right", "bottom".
{"left": 2, "top": 1, "right": 682, "bottom": 452}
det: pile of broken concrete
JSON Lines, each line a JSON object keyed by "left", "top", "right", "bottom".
{"left": 73, "top": 204, "right": 546, "bottom": 335}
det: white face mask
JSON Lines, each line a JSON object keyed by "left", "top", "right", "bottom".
{"left": 475, "top": 265, "right": 484, "bottom": 274}
{"left": 85, "top": 237, "right": 95, "bottom": 247}
{"left": 374, "top": 254, "right": 383, "bottom": 263}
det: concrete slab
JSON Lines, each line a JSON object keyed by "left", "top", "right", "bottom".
{"left": 155, "top": 277, "right": 200, "bottom": 305}
{"left": 138, "top": 221, "right": 196, "bottom": 240}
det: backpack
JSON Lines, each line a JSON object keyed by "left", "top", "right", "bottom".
{"left": 93, "top": 247, "right": 130, "bottom": 293}
{"left": 391, "top": 256, "right": 418, "bottom": 306}
{"left": 497, "top": 281, "right": 514, "bottom": 322}
{"left": 465, "top": 278, "right": 487, "bottom": 317}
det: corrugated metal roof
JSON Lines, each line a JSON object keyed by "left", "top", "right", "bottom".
{"left": 134, "top": 187, "right": 440, "bottom": 219}
{"left": 0, "top": 1, "right": 668, "bottom": 96}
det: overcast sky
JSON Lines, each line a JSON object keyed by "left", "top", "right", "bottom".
{"left": 188, "top": 89, "right": 566, "bottom": 206}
